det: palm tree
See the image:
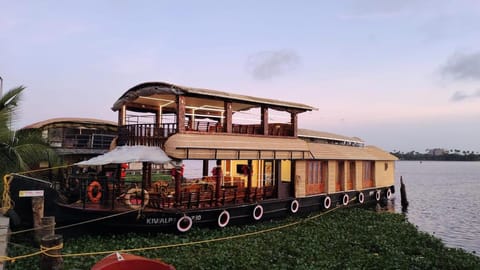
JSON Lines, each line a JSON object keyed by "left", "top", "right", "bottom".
{"left": 0, "top": 86, "right": 57, "bottom": 177}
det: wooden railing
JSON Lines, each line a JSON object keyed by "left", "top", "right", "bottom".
{"left": 50, "top": 134, "right": 116, "bottom": 149}
{"left": 118, "top": 123, "right": 176, "bottom": 146}
{"left": 118, "top": 122, "right": 294, "bottom": 146}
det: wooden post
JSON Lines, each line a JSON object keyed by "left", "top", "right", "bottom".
{"left": 214, "top": 160, "right": 223, "bottom": 203}
{"left": 400, "top": 176, "right": 409, "bottom": 211}
{"left": 32, "top": 197, "right": 44, "bottom": 244}
{"left": 40, "top": 234, "right": 64, "bottom": 270}
{"left": 39, "top": 216, "right": 56, "bottom": 241}
{"left": 245, "top": 160, "right": 253, "bottom": 202}
{"left": 202, "top": 160, "right": 209, "bottom": 177}
{"left": 174, "top": 166, "right": 182, "bottom": 206}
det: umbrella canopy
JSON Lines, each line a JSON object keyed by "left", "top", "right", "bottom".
{"left": 76, "top": 145, "right": 171, "bottom": 166}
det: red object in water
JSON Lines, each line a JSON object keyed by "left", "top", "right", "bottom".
{"left": 91, "top": 252, "right": 175, "bottom": 270}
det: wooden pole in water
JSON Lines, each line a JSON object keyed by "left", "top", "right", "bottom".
{"left": 40, "top": 234, "right": 64, "bottom": 270}
{"left": 400, "top": 176, "right": 409, "bottom": 210}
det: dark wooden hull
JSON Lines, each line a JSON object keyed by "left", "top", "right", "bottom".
{"left": 54, "top": 186, "right": 395, "bottom": 233}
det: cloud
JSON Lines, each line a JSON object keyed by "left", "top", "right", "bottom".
{"left": 441, "top": 51, "right": 480, "bottom": 81}
{"left": 246, "top": 49, "right": 301, "bottom": 80}
{"left": 450, "top": 89, "right": 480, "bottom": 102}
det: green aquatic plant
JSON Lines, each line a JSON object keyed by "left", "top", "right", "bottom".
{"left": 6, "top": 208, "right": 480, "bottom": 269}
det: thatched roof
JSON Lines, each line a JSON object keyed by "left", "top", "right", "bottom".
{"left": 112, "top": 81, "right": 317, "bottom": 112}
{"left": 22, "top": 117, "right": 117, "bottom": 130}
{"left": 164, "top": 133, "right": 312, "bottom": 160}
{"left": 298, "top": 129, "right": 364, "bottom": 145}
{"left": 308, "top": 143, "right": 397, "bottom": 161}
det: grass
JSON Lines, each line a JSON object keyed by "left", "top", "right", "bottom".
{"left": 6, "top": 208, "right": 480, "bottom": 269}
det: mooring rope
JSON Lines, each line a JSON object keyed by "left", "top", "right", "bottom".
{"left": 1, "top": 201, "right": 355, "bottom": 262}
{"left": 0, "top": 208, "right": 141, "bottom": 238}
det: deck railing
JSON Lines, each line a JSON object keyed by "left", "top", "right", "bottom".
{"left": 66, "top": 175, "right": 276, "bottom": 210}
{"left": 50, "top": 134, "right": 116, "bottom": 149}
{"left": 118, "top": 123, "right": 176, "bottom": 146}
{"left": 118, "top": 122, "right": 294, "bottom": 146}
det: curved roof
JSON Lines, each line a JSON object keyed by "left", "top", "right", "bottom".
{"left": 22, "top": 117, "right": 117, "bottom": 129}
{"left": 298, "top": 129, "right": 364, "bottom": 145}
{"left": 112, "top": 81, "right": 317, "bottom": 112}
{"left": 307, "top": 143, "right": 398, "bottom": 161}
{"left": 164, "top": 133, "right": 312, "bottom": 160}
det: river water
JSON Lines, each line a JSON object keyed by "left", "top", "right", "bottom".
{"left": 394, "top": 161, "right": 480, "bottom": 255}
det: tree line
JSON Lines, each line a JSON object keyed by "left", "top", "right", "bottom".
{"left": 391, "top": 149, "right": 480, "bottom": 161}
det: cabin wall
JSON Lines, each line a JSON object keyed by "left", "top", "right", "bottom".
{"left": 374, "top": 161, "right": 395, "bottom": 187}
{"left": 294, "top": 160, "right": 306, "bottom": 197}
{"left": 326, "top": 161, "right": 336, "bottom": 193}
{"left": 224, "top": 160, "right": 264, "bottom": 188}
{"left": 354, "top": 161, "right": 363, "bottom": 190}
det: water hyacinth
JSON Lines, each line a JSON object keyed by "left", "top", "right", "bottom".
{"left": 6, "top": 208, "right": 480, "bottom": 269}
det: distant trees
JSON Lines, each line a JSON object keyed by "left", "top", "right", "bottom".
{"left": 391, "top": 149, "right": 480, "bottom": 161}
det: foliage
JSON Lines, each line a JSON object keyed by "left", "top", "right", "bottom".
{"left": 6, "top": 208, "right": 480, "bottom": 269}
{"left": 0, "top": 86, "right": 59, "bottom": 177}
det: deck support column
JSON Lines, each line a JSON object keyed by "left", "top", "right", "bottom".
{"left": 245, "top": 160, "right": 253, "bottom": 202}
{"left": 214, "top": 160, "right": 222, "bottom": 203}
{"left": 174, "top": 165, "right": 182, "bottom": 206}
{"left": 261, "top": 106, "right": 269, "bottom": 135}
{"left": 290, "top": 111, "right": 298, "bottom": 137}
{"left": 224, "top": 102, "right": 232, "bottom": 133}
{"left": 202, "top": 160, "right": 209, "bottom": 177}
{"left": 177, "top": 95, "right": 186, "bottom": 133}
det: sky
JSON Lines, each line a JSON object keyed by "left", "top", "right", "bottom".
{"left": 1, "top": 0, "right": 480, "bottom": 153}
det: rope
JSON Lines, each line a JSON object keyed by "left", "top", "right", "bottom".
{"left": 15, "top": 164, "right": 71, "bottom": 175}
{"left": 1, "top": 174, "right": 14, "bottom": 215}
{"left": 0, "top": 243, "right": 63, "bottom": 263}
{"left": 1, "top": 197, "right": 364, "bottom": 262}
{"left": 43, "top": 204, "right": 344, "bottom": 259}
{"left": 0, "top": 208, "right": 141, "bottom": 238}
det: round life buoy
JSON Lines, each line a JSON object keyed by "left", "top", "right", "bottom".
{"left": 218, "top": 210, "right": 230, "bottom": 228}
{"left": 386, "top": 188, "right": 392, "bottom": 199}
{"left": 87, "top": 181, "right": 102, "bottom": 203}
{"left": 124, "top": 188, "right": 149, "bottom": 209}
{"left": 290, "top": 200, "right": 299, "bottom": 214}
{"left": 177, "top": 215, "right": 193, "bottom": 233}
{"left": 323, "top": 196, "right": 331, "bottom": 209}
{"left": 342, "top": 194, "right": 349, "bottom": 206}
{"left": 253, "top": 205, "right": 263, "bottom": 221}
{"left": 375, "top": 190, "right": 381, "bottom": 201}
{"left": 358, "top": 192, "right": 365, "bottom": 204}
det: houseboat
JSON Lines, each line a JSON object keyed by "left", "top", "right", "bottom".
{"left": 50, "top": 81, "right": 397, "bottom": 232}
{"left": 21, "top": 117, "right": 117, "bottom": 165}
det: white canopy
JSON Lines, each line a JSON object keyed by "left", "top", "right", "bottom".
{"left": 75, "top": 145, "right": 171, "bottom": 166}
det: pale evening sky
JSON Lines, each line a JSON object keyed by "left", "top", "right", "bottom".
{"left": 1, "top": 1, "right": 480, "bottom": 153}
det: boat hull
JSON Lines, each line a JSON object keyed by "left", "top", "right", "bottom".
{"left": 54, "top": 186, "right": 395, "bottom": 232}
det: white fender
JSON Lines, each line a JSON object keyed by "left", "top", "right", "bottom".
{"left": 176, "top": 215, "right": 193, "bottom": 233}
{"left": 358, "top": 192, "right": 365, "bottom": 204}
{"left": 253, "top": 205, "right": 263, "bottom": 221}
{"left": 323, "top": 196, "right": 331, "bottom": 209}
{"left": 386, "top": 188, "right": 392, "bottom": 199}
{"left": 342, "top": 194, "right": 349, "bottom": 206}
{"left": 218, "top": 210, "right": 230, "bottom": 228}
{"left": 290, "top": 200, "right": 299, "bottom": 214}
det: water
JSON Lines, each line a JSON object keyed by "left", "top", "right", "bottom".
{"left": 394, "top": 161, "right": 480, "bottom": 255}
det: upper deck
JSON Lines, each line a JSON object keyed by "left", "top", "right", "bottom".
{"left": 112, "top": 82, "right": 317, "bottom": 147}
